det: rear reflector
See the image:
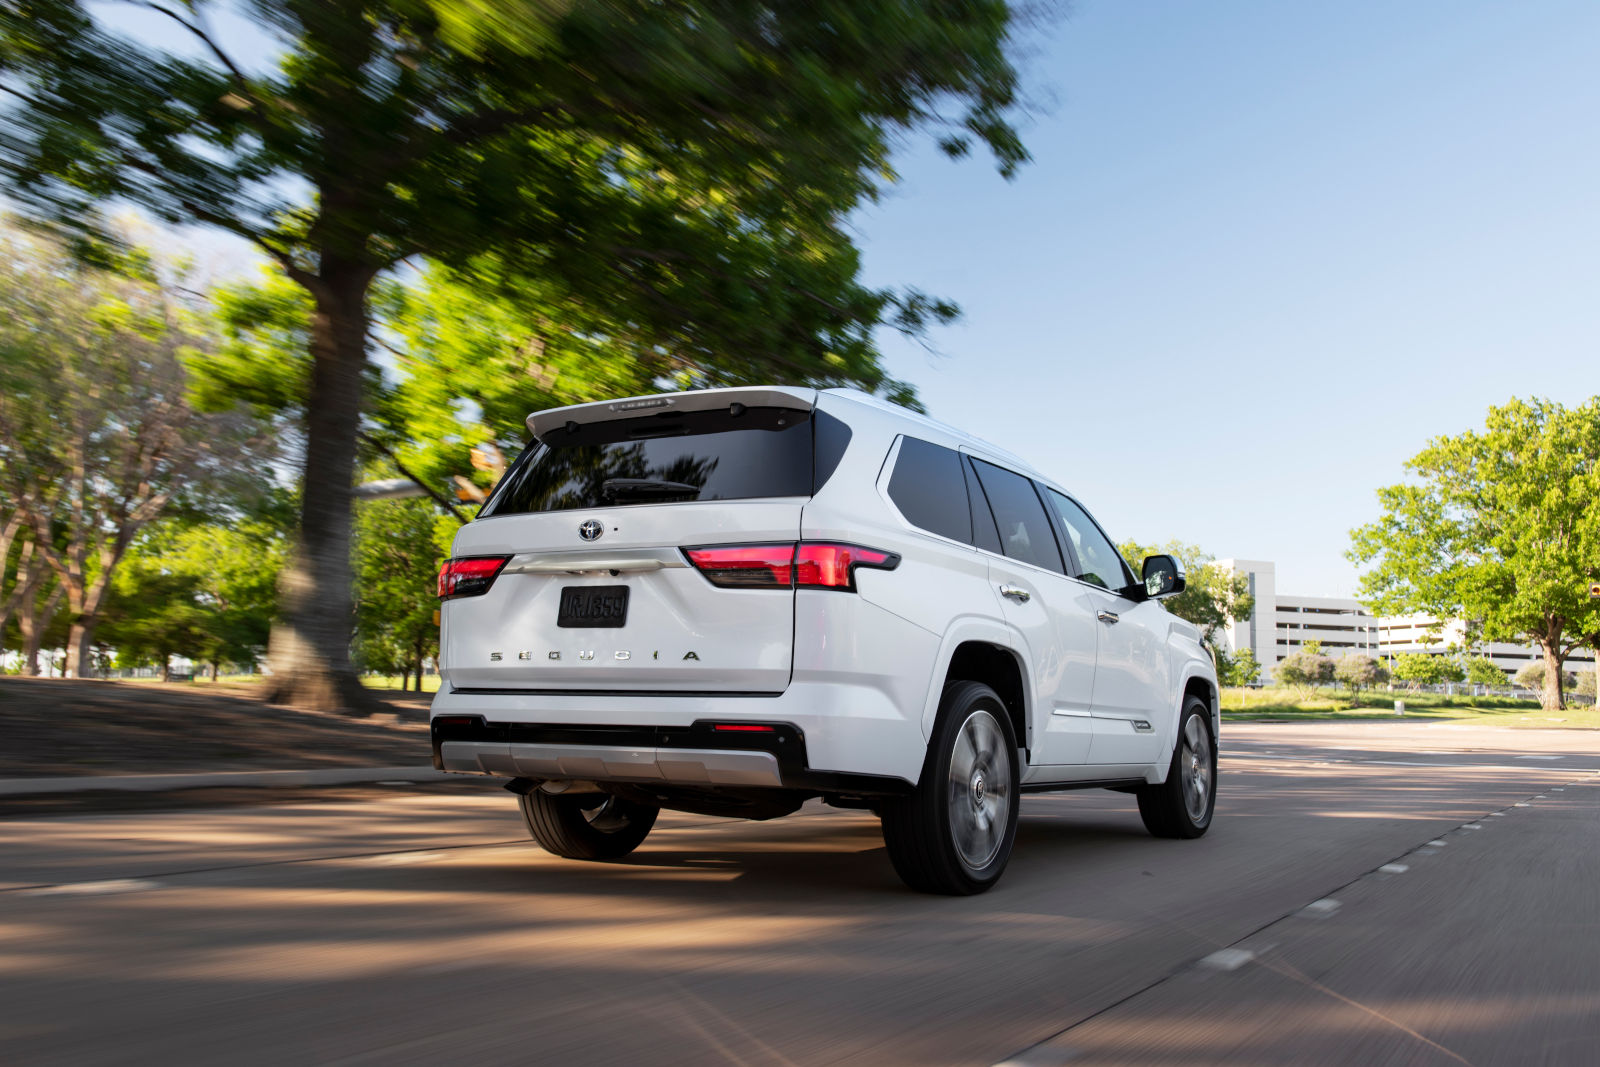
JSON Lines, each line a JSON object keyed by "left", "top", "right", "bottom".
{"left": 684, "top": 542, "right": 899, "bottom": 591}
{"left": 438, "top": 555, "right": 510, "bottom": 599}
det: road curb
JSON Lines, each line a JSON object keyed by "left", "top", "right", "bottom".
{"left": 0, "top": 766, "right": 451, "bottom": 797}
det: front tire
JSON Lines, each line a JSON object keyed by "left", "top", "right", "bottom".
{"left": 881, "top": 681, "right": 1020, "bottom": 895}
{"left": 1137, "top": 696, "right": 1216, "bottom": 838}
{"left": 519, "top": 791, "right": 659, "bottom": 860}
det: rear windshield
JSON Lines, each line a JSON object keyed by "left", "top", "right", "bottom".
{"left": 482, "top": 406, "right": 828, "bottom": 515}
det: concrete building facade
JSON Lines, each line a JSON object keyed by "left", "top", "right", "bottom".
{"left": 1214, "top": 559, "right": 1596, "bottom": 680}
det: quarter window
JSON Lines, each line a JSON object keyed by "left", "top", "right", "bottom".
{"left": 1046, "top": 490, "right": 1131, "bottom": 592}
{"left": 887, "top": 437, "right": 972, "bottom": 543}
{"left": 970, "top": 459, "right": 1064, "bottom": 574}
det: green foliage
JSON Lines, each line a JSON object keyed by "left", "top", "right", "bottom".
{"left": 1333, "top": 654, "right": 1388, "bottom": 695}
{"left": 1577, "top": 671, "right": 1597, "bottom": 699}
{"left": 1460, "top": 655, "right": 1508, "bottom": 687}
{"left": 1274, "top": 650, "right": 1334, "bottom": 692}
{"left": 1119, "top": 540, "right": 1253, "bottom": 641}
{"left": 1215, "top": 646, "right": 1261, "bottom": 687}
{"left": 1390, "top": 652, "right": 1463, "bottom": 688}
{"left": 1301, "top": 639, "right": 1323, "bottom": 657}
{"left": 100, "top": 519, "right": 287, "bottom": 674}
{"left": 352, "top": 499, "right": 442, "bottom": 689}
{"left": 1512, "top": 661, "right": 1576, "bottom": 693}
{"left": 1349, "top": 397, "right": 1600, "bottom": 709}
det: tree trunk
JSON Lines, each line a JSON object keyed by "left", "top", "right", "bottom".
{"left": 1539, "top": 640, "right": 1564, "bottom": 712}
{"left": 210, "top": 661, "right": 220, "bottom": 682}
{"left": 20, "top": 580, "right": 63, "bottom": 677}
{"left": 414, "top": 650, "right": 423, "bottom": 693}
{"left": 66, "top": 621, "right": 95, "bottom": 681}
{"left": 161, "top": 654, "right": 171, "bottom": 684}
{"left": 264, "top": 262, "right": 381, "bottom": 715}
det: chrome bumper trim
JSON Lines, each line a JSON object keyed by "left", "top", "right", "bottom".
{"left": 439, "top": 741, "right": 783, "bottom": 788}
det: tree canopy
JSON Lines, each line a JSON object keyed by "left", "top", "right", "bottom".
{"left": 1, "top": 0, "right": 1034, "bottom": 710}
{"left": 1349, "top": 398, "right": 1600, "bottom": 710}
{"left": 1120, "top": 540, "right": 1254, "bottom": 645}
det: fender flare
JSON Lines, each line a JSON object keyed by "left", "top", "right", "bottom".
{"left": 919, "top": 615, "right": 1038, "bottom": 751}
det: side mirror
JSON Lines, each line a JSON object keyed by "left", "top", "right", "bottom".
{"left": 1142, "top": 554, "right": 1186, "bottom": 599}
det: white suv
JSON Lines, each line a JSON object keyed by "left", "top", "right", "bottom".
{"left": 432, "top": 386, "right": 1218, "bottom": 894}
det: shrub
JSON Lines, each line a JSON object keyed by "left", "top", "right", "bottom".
{"left": 1334, "top": 654, "right": 1388, "bottom": 695}
{"left": 1513, "top": 661, "right": 1577, "bottom": 692}
{"left": 1460, "top": 656, "right": 1508, "bottom": 687}
{"left": 1275, "top": 650, "right": 1334, "bottom": 692}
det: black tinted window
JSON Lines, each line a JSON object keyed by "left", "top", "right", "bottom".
{"left": 964, "top": 457, "right": 1003, "bottom": 554}
{"left": 1046, "top": 490, "right": 1132, "bottom": 592}
{"left": 483, "top": 406, "right": 813, "bottom": 515}
{"left": 887, "top": 437, "right": 971, "bottom": 543}
{"left": 970, "top": 460, "right": 1064, "bottom": 573}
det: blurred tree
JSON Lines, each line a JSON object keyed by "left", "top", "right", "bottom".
{"left": 1333, "top": 654, "right": 1387, "bottom": 697}
{"left": 1274, "top": 650, "right": 1333, "bottom": 695}
{"left": 0, "top": 0, "right": 1035, "bottom": 710}
{"left": 1119, "top": 540, "right": 1253, "bottom": 644}
{"left": 1215, "top": 646, "right": 1260, "bottom": 688}
{"left": 100, "top": 560, "right": 207, "bottom": 682}
{"left": 1459, "top": 655, "right": 1507, "bottom": 688}
{"left": 0, "top": 229, "right": 272, "bottom": 678}
{"left": 352, "top": 498, "right": 442, "bottom": 692}
{"left": 1512, "top": 660, "right": 1576, "bottom": 695}
{"left": 1350, "top": 398, "right": 1600, "bottom": 711}
{"left": 1390, "top": 652, "right": 1462, "bottom": 689}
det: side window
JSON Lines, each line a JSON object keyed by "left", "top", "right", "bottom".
{"left": 1046, "top": 489, "right": 1132, "bottom": 593}
{"left": 963, "top": 457, "right": 1002, "bottom": 554}
{"left": 970, "top": 459, "right": 1064, "bottom": 574}
{"left": 887, "top": 437, "right": 972, "bottom": 543}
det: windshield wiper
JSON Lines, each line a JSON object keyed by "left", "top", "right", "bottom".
{"left": 601, "top": 478, "right": 701, "bottom": 499}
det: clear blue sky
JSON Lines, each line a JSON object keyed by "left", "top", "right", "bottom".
{"left": 856, "top": 0, "right": 1599, "bottom": 596}
{"left": 79, "top": 0, "right": 1600, "bottom": 596}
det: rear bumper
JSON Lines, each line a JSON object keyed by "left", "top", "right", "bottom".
{"left": 429, "top": 681, "right": 926, "bottom": 791}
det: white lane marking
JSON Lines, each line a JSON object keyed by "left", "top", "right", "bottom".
{"left": 1517, "top": 755, "right": 1561, "bottom": 760}
{"left": 1427, "top": 840, "right": 1448, "bottom": 847}
{"left": 1378, "top": 863, "right": 1409, "bottom": 875}
{"left": 1514, "top": 803, "right": 1530, "bottom": 807}
{"left": 1197, "top": 948, "right": 1256, "bottom": 972}
{"left": 22, "top": 879, "right": 162, "bottom": 896}
{"left": 1535, "top": 795, "right": 1548, "bottom": 799}
{"left": 1553, "top": 788, "right": 1565, "bottom": 792}
{"left": 1462, "top": 823, "right": 1484, "bottom": 830}
{"left": 1300, "top": 899, "right": 1341, "bottom": 918}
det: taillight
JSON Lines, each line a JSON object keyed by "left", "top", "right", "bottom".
{"left": 684, "top": 542, "right": 899, "bottom": 591}
{"left": 795, "top": 543, "right": 899, "bottom": 591}
{"left": 437, "top": 555, "right": 510, "bottom": 599}
{"left": 683, "top": 544, "right": 796, "bottom": 588}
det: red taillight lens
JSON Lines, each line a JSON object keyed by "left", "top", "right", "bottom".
{"left": 684, "top": 544, "right": 796, "bottom": 588}
{"left": 795, "top": 543, "right": 899, "bottom": 591}
{"left": 712, "top": 723, "right": 776, "bottom": 733}
{"left": 437, "top": 555, "right": 510, "bottom": 599}
{"left": 684, "top": 542, "right": 899, "bottom": 591}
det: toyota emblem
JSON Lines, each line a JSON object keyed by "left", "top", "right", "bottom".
{"left": 579, "top": 519, "right": 604, "bottom": 542}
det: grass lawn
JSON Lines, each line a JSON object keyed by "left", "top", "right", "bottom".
{"left": 1222, "top": 687, "right": 1600, "bottom": 729}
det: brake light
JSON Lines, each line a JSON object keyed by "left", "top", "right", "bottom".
{"left": 684, "top": 544, "right": 796, "bottom": 587}
{"left": 795, "top": 543, "right": 899, "bottom": 591}
{"left": 712, "top": 723, "right": 776, "bottom": 733}
{"left": 684, "top": 542, "right": 899, "bottom": 591}
{"left": 438, "top": 555, "right": 510, "bottom": 599}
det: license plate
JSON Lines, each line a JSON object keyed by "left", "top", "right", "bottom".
{"left": 557, "top": 585, "right": 629, "bottom": 628}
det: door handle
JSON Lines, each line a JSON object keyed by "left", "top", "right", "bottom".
{"left": 1097, "top": 610, "right": 1119, "bottom": 624}
{"left": 999, "top": 584, "right": 1031, "bottom": 603}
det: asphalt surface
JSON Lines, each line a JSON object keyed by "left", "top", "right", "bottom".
{"left": 0, "top": 721, "right": 1596, "bottom": 1066}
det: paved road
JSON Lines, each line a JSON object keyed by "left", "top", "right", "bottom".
{"left": 1, "top": 722, "right": 1596, "bottom": 1066}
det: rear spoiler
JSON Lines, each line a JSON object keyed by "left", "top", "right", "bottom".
{"left": 525, "top": 386, "right": 817, "bottom": 442}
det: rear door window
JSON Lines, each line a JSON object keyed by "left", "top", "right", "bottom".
{"left": 969, "top": 459, "right": 1065, "bottom": 574}
{"left": 482, "top": 406, "right": 814, "bottom": 515}
{"left": 887, "top": 437, "right": 972, "bottom": 543}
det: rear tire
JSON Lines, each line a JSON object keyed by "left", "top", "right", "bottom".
{"left": 519, "top": 791, "right": 659, "bottom": 860}
{"left": 1137, "top": 696, "right": 1216, "bottom": 839}
{"left": 881, "top": 681, "right": 1020, "bottom": 895}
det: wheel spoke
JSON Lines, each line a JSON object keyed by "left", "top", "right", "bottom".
{"left": 946, "top": 709, "right": 1012, "bottom": 870}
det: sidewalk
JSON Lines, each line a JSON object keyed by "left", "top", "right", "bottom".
{"left": 0, "top": 766, "right": 451, "bottom": 797}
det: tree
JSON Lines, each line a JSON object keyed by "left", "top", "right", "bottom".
{"left": 1215, "top": 646, "right": 1261, "bottom": 687}
{"left": 1460, "top": 656, "right": 1508, "bottom": 687}
{"left": 1390, "top": 653, "right": 1463, "bottom": 689}
{"left": 1512, "top": 661, "right": 1576, "bottom": 695}
{"left": 2, "top": 1, "right": 1031, "bottom": 711}
{"left": 352, "top": 498, "right": 442, "bottom": 692}
{"left": 1334, "top": 654, "right": 1387, "bottom": 696}
{"left": 1119, "top": 540, "right": 1254, "bottom": 643}
{"left": 1275, "top": 650, "right": 1333, "bottom": 694}
{"left": 0, "top": 229, "right": 270, "bottom": 677}
{"left": 1350, "top": 398, "right": 1600, "bottom": 711}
